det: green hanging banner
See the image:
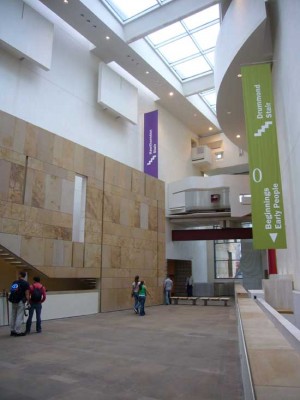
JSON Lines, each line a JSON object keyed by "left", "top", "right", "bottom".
{"left": 241, "top": 63, "right": 286, "bottom": 249}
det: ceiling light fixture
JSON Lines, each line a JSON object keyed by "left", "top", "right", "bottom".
{"left": 169, "top": 92, "right": 174, "bottom": 96}
{"left": 227, "top": 111, "right": 231, "bottom": 115}
{"left": 106, "top": 36, "right": 110, "bottom": 40}
{"left": 64, "top": 0, "right": 68, "bottom": 3}
{"left": 209, "top": 127, "right": 213, "bottom": 131}
{"left": 236, "top": 134, "right": 241, "bottom": 138}
{"left": 146, "top": 71, "right": 149, "bottom": 74}
{"left": 237, "top": 73, "right": 242, "bottom": 78}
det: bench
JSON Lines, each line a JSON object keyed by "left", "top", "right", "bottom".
{"left": 200, "top": 297, "right": 230, "bottom": 306}
{"left": 170, "top": 296, "right": 198, "bottom": 305}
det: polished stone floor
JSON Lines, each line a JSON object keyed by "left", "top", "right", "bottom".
{"left": 0, "top": 301, "right": 243, "bottom": 400}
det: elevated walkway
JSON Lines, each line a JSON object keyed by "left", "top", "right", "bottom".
{"left": 236, "top": 284, "right": 300, "bottom": 399}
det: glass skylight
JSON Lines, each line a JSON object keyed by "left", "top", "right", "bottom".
{"left": 102, "top": 0, "right": 220, "bottom": 115}
{"left": 103, "top": 0, "right": 174, "bottom": 22}
{"left": 192, "top": 23, "right": 220, "bottom": 51}
{"left": 183, "top": 5, "right": 219, "bottom": 30}
{"left": 146, "top": 4, "right": 220, "bottom": 82}
{"left": 147, "top": 22, "right": 185, "bottom": 45}
{"left": 158, "top": 36, "right": 199, "bottom": 64}
{"left": 199, "top": 89, "right": 217, "bottom": 113}
{"left": 174, "top": 57, "right": 211, "bottom": 80}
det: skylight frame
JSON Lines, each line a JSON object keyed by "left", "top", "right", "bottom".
{"left": 146, "top": 5, "right": 220, "bottom": 83}
{"left": 101, "top": 0, "right": 174, "bottom": 24}
{"left": 101, "top": 0, "right": 220, "bottom": 115}
{"left": 198, "top": 88, "right": 217, "bottom": 114}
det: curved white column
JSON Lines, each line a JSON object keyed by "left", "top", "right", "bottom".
{"left": 214, "top": 0, "right": 271, "bottom": 150}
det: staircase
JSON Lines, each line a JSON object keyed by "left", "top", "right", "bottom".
{"left": 80, "top": 278, "right": 97, "bottom": 289}
{"left": 0, "top": 244, "right": 38, "bottom": 272}
{"left": 0, "top": 244, "right": 99, "bottom": 290}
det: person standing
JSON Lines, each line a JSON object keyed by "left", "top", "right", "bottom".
{"left": 138, "top": 281, "right": 151, "bottom": 316}
{"left": 8, "top": 271, "right": 30, "bottom": 336}
{"left": 163, "top": 275, "right": 173, "bottom": 305}
{"left": 186, "top": 275, "right": 193, "bottom": 297}
{"left": 131, "top": 275, "right": 140, "bottom": 314}
{"left": 26, "top": 276, "right": 46, "bottom": 334}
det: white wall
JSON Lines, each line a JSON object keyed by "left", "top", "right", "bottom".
{"left": 270, "top": 0, "right": 300, "bottom": 289}
{"left": 0, "top": 291, "right": 99, "bottom": 326}
{"left": 199, "top": 132, "right": 249, "bottom": 173}
{"left": 0, "top": 14, "right": 198, "bottom": 187}
{"left": 0, "top": 6, "right": 204, "bottom": 291}
{"left": 0, "top": 0, "right": 54, "bottom": 70}
{"left": 166, "top": 223, "right": 209, "bottom": 283}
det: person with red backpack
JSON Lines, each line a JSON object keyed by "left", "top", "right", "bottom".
{"left": 25, "top": 276, "right": 46, "bottom": 334}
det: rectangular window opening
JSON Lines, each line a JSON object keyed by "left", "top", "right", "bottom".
{"left": 72, "top": 174, "right": 87, "bottom": 243}
{"left": 214, "top": 239, "right": 242, "bottom": 279}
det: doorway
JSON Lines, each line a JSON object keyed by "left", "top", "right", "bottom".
{"left": 167, "top": 259, "right": 192, "bottom": 296}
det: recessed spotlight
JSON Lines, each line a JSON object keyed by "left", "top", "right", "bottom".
{"left": 64, "top": 0, "right": 68, "bottom": 3}
{"left": 237, "top": 73, "right": 242, "bottom": 78}
{"left": 106, "top": 36, "right": 110, "bottom": 40}
{"left": 146, "top": 71, "right": 149, "bottom": 74}
{"left": 169, "top": 92, "right": 174, "bottom": 96}
{"left": 227, "top": 111, "right": 231, "bottom": 115}
{"left": 209, "top": 127, "right": 213, "bottom": 131}
{"left": 236, "top": 134, "right": 241, "bottom": 138}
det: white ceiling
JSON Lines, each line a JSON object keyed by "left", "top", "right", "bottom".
{"left": 28, "top": 0, "right": 271, "bottom": 154}
{"left": 35, "top": 0, "right": 222, "bottom": 137}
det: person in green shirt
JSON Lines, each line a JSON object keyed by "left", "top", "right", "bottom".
{"left": 138, "top": 281, "right": 151, "bottom": 316}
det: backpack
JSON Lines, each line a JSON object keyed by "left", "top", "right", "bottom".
{"left": 8, "top": 281, "right": 23, "bottom": 303}
{"left": 31, "top": 285, "right": 43, "bottom": 302}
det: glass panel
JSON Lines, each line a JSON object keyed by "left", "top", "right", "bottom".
{"left": 174, "top": 56, "right": 211, "bottom": 79}
{"left": 202, "top": 90, "right": 216, "bottom": 107}
{"left": 214, "top": 240, "right": 242, "bottom": 279}
{"left": 183, "top": 4, "right": 219, "bottom": 30}
{"left": 159, "top": 36, "right": 199, "bottom": 63}
{"left": 215, "top": 260, "right": 241, "bottom": 278}
{"left": 147, "top": 22, "right": 186, "bottom": 45}
{"left": 105, "top": 0, "right": 158, "bottom": 20}
{"left": 206, "top": 50, "right": 215, "bottom": 67}
{"left": 192, "top": 23, "right": 220, "bottom": 51}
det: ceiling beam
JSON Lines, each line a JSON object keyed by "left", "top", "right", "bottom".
{"left": 172, "top": 228, "right": 253, "bottom": 241}
{"left": 124, "top": 0, "right": 219, "bottom": 43}
{"left": 182, "top": 73, "right": 214, "bottom": 96}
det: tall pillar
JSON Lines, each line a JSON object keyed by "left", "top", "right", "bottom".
{"left": 268, "top": 249, "right": 277, "bottom": 274}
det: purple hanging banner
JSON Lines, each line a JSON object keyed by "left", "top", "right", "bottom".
{"left": 144, "top": 110, "right": 158, "bottom": 178}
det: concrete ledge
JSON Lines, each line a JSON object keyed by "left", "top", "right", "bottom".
{"left": 237, "top": 296, "right": 300, "bottom": 399}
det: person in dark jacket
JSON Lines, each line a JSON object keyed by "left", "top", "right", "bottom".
{"left": 9, "top": 271, "right": 30, "bottom": 336}
{"left": 25, "top": 276, "right": 46, "bottom": 334}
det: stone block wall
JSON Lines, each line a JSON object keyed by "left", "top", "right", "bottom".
{"left": 101, "top": 158, "right": 165, "bottom": 311}
{"left": 0, "top": 110, "right": 165, "bottom": 311}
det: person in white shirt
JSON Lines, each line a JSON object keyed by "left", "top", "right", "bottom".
{"left": 163, "top": 275, "right": 173, "bottom": 305}
{"left": 131, "top": 275, "right": 140, "bottom": 314}
{"left": 186, "top": 275, "right": 193, "bottom": 297}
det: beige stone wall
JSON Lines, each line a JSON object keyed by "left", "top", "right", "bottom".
{"left": 101, "top": 158, "right": 165, "bottom": 311}
{"left": 0, "top": 110, "right": 165, "bottom": 311}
